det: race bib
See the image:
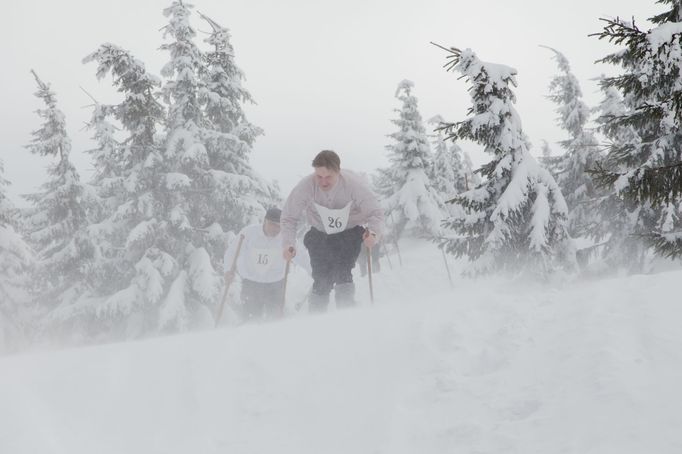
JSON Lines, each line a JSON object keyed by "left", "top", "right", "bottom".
{"left": 249, "top": 248, "right": 278, "bottom": 275}
{"left": 314, "top": 202, "right": 352, "bottom": 235}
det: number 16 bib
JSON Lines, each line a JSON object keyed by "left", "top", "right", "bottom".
{"left": 249, "top": 248, "right": 278, "bottom": 276}
{"left": 314, "top": 202, "right": 351, "bottom": 235}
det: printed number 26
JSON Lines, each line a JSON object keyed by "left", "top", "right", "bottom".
{"left": 328, "top": 217, "right": 342, "bottom": 229}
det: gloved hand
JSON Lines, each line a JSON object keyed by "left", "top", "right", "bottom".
{"left": 283, "top": 246, "right": 296, "bottom": 261}
{"left": 363, "top": 229, "right": 378, "bottom": 248}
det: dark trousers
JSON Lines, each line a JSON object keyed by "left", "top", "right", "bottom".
{"left": 303, "top": 226, "right": 364, "bottom": 300}
{"left": 240, "top": 279, "right": 284, "bottom": 321}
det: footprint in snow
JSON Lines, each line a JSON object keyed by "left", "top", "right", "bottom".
{"left": 501, "top": 399, "right": 542, "bottom": 421}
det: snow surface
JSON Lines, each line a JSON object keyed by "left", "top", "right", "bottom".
{"left": 1, "top": 239, "right": 681, "bottom": 453}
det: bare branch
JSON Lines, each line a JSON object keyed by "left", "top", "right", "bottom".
{"left": 30, "top": 69, "right": 48, "bottom": 90}
{"left": 79, "top": 86, "right": 99, "bottom": 104}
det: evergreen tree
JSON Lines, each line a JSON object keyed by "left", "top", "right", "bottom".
{"left": 591, "top": 1, "right": 682, "bottom": 258}
{"left": 0, "top": 161, "right": 34, "bottom": 351}
{"left": 77, "top": 2, "right": 277, "bottom": 339}
{"left": 160, "top": 1, "right": 205, "bottom": 131}
{"left": 199, "top": 13, "right": 261, "bottom": 158}
{"left": 23, "top": 71, "right": 95, "bottom": 337}
{"left": 377, "top": 80, "right": 445, "bottom": 239}
{"left": 587, "top": 82, "right": 657, "bottom": 272}
{"left": 197, "top": 12, "right": 279, "bottom": 244}
{"left": 83, "top": 42, "right": 163, "bottom": 186}
{"left": 82, "top": 43, "right": 165, "bottom": 219}
{"left": 156, "top": 1, "right": 245, "bottom": 331}
{"left": 436, "top": 46, "right": 576, "bottom": 276}
{"left": 82, "top": 99, "right": 122, "bottom": 214}
{"left": 79, "top": 6, "right": 218, "bottom": 337}
{"left": 538, "top": 139, "right": 561, "bottom": 176}
{"left": 462, "top": 150, "right": 480, "bottom": 188}
{"left": 542, "top": 46, "right": 602, "bottom": 237}
{"left": 428, "top": 114, "right": 468, "bottom": 197}
{"left": 81, "top": 43, "right": 173, "bottom": 340}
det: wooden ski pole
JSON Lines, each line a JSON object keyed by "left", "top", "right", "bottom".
{"left": 382, "top": 242, "right": 393, "bottom": 270}
{"left": 367, "top": 245, "right": 375, "bottom": 304}
{"left": 394, "top": 239, "right": 403, "bottom": 267}
{"left": 389, "top": 212, "right": 404, "bottom": 267}
{"left": 280, "top": 247, "right": 294, "bottom": 317}
{"left": 215, "top": 234, "right": 245, "bottom": 327}
{"left": 441, "top": 248, "right": 454, "bottom": 289}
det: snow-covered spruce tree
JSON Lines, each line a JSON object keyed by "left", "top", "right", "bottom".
{"left": 79, "top": 6, "right": 218, "bottom": 337}
{"left": 197, "top": 12, "right": 279, "bottom": 254}
{"left": 542, "top": 46, "right": 602, "bottom": 237}
{"left": 538, "top": 139, "right": 561, "bottom": 176}
{"left": 83, "top": 43, "right": 164, "bottom": 216}
{"left": 162, "top": 3, "right": 279, "bottom": 249}
{"left": 377, "top": 80, "right": 446, "bottom": 239}
{"left": 78, "top": 2, "right": 275, "bottom": 338}
{"left": 32, "top": 96, "right": 127, "bottom": 342}
{"left": 0, "top": 161, "right": 34, "bottom": 352}
{"left": 436, "top": 46, "right": 576, "bottom": 276}
{"left": 428, "top": 114, "right": 469, "bottom": 198}
{"left": 81, "top": 43, "right": 173, "bottom": 341}
{"left": 462, "top": 150, "right": 480, "bottom": 188}
{"left": 156, "top": 1, "right": 259, "bottom": 331}
{"left": 82, "top": 101, "right": 121, "bottom": 201}
{"left": 587, "top": 81, "right": 658, "bottom": 272}
{"left": 590, "top": 2, "right": 682, "bottom": 258}
{"left": 23, "top": 71, "right": 96, "bottom": 338}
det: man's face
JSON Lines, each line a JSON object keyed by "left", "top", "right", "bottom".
{"left": 314, "top": 166, "right": 339, "bottom": 192}
{"left": 263, "top": 219, "right": 280, "bottom": 237}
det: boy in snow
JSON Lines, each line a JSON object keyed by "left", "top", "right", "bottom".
{"left": 224, "top": 208, "right": 309, "bottom": 321}
{"left": 281, "top": 150, "right": 384, "bottom": 312}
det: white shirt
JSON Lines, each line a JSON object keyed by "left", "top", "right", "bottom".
{"left": 223, "top": 224, "right": 310, "bottom": 283}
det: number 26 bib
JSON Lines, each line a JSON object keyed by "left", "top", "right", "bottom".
{"left": 314, "top": 202, "right": 351, "bottom": 235}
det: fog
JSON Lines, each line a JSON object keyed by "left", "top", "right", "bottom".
{"left": 2, "top": 3, "right": 681, "bottom": 451}
{"left": 2, "top": 0, "right": 658, "bottom": 203}
{"left": 2, "top": 239, "right": 682, "bottom": 453}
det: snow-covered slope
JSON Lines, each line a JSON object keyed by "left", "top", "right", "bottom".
{"left": 1, "top": 240, "right": 681, "bottom": 453}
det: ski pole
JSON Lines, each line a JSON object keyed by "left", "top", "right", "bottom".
{"left": 388, "top": 212, "right": 403, "bottom": 267}
{"left": 394, "top": 239, "right": 403, "bottom": 267}
{"left": 367, "top": 245, "right": 375, "bottom": 304}
{"left": 382, "top": 242, "right": 393, "bottom": 270}
{"left": 441, "top": 247, "right": 454, "bottom": 289}
{"left": 215, "top": 234, "right": 245, "bottom": 327}
{"left": 280, "top": 247, "right": 294, "bottom": 317}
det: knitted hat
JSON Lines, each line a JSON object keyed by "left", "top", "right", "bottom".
{"left": 265, "top": 207, "right": 281, "bottom": 223}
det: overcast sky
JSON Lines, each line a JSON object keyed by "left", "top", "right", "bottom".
{"left": 2, "top": 0, "right": 660, "bottom": 205}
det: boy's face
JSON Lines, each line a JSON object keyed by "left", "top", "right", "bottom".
{"left": 314, "top": 166, "right": 339, "bottom": 191}
{"left": 263, "top": 219, "right": 280, "bottom": 237}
